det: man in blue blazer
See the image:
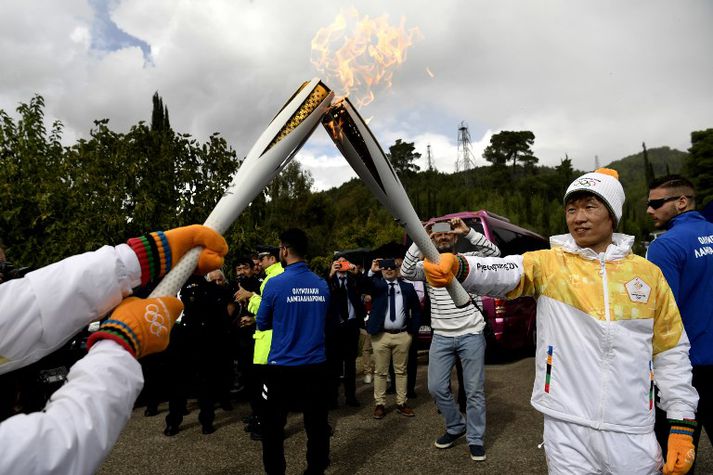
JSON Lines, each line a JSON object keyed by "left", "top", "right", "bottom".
{"left": 366, "top": 258, "right": 421, "bottom": 419}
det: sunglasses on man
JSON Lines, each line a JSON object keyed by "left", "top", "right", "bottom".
{"left": 646, "top": 195, "right": 693, "bottom": 210}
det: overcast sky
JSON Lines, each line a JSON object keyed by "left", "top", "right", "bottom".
{"left": 1, "top": 0, "right": 711, "bottom": 190}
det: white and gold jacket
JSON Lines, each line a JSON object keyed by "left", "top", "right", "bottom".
{"left": 460, "top": 233, "right": 698, "bottom": 433}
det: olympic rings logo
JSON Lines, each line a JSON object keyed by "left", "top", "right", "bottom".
{"left": 144, "top": 303, "right": 167, "bottom": 337}
{"left": 573, "top": 177, "right": 601, "bottom": 188}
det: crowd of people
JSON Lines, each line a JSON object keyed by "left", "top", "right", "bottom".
{"left": 0, "top": 170, "right": 711, "bottom": 475}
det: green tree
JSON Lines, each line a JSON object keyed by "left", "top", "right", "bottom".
{"left": 0, "top": 95, "right": 238, "bottom": 269}
{"left": 0, "top": 95, "right": 69, "bottom": 265}
{"left": 687, "top": 128, "right": 713, "bottom": 207}
{"left": 150, "top": 92, "right": 171, "bottom": 132}
{"left": 483, "top": 131, "right": 537, "bottom": 174}
{"left": 387, "top": 139, "right": 421, "bottom": 175}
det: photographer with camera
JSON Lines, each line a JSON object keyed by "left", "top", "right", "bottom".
{"left": 326, "top": 256, "right": 367, "bottom": 408}
{"left": 401, "top": 217, "right": 500, "bottom": 462}
{"left": 0, "top": 225, "right": 227, "bottom": 474}
{"left": 366, "top": 257, "right": 421, "bottom": 419}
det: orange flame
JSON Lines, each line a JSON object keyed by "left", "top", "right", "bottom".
{"left": 311, "top": 7, "right": 421, "bottom": 108}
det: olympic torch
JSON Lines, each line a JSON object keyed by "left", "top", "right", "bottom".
{"left": 150, "top": 78, "right": 334, "bottom": 297}
{"left": 322, "top": 99, "right": 471, "bottom": 307}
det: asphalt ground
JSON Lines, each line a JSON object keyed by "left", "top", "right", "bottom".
{"left": 99, "top": 354, "right": 712, "bottom": 475}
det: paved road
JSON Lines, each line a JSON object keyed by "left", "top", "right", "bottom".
{"left": 100, "top": 355, "right": 712, "bottom": 474}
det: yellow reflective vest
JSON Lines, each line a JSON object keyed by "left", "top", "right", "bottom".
{"left": 251, "top": 262, "right": 284, "bottom": 364}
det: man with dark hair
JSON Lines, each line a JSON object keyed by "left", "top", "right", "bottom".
{"left": 235, "top": 246, "right": 284, "bottom": 441}
{"left": 366, "top": 257, "right": 420, "bottom": 419}
{"left": 647, "top": 175, "right": 713, "bottom": 469}
{"left": 257, "top": 228, "right": 331, "bottom": 475}
{"left": 326, "top": 255, "right": 367, "bottom": 408}
{"left": 232, "top": 256, "right": 263, "bottom": 436}
{"left": 424, "top": 169, "right": 699, "bottom": 474}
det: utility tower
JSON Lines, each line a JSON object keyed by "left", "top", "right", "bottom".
{"left": 426, "top": 144, "right": 434, "bottom": 170}
{"left": 455, "top": 121, "right": 475, "bottom": 172}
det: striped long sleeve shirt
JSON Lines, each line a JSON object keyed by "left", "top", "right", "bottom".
{"left": 400, "top": 229, "right": 500, "bottom": 337}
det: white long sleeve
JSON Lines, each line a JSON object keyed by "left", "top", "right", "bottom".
{"left": 0, "top": 244, "right": 140, "bottom": 375}
{"left": 0, "top": 340, "right": 143, "bottom": 474}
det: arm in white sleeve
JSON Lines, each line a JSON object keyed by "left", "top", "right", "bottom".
{"left": 654, "top": 331, "right": 698, "bottom": 421}
{"left": 460, "top": 254, "right": 528, "bottom": 298}
{"left": 400, "top": 242, "right": 426, "bottom": 281}
{"left": 651, "top": 275, "right": 698, "bottom": 420}
{"left": 0, "top": 244, "right": 141, "bottom": 374}
{"left": 0, "top": 340, "right": 143, "bottom": 475}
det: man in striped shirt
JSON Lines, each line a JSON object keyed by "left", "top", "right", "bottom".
{"left": 400, "top": 217, "right": 500, "bottom": 462}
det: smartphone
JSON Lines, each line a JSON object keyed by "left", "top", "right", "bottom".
{"left": 338, "top": 260, "right": 352, "bottom": 271}
{"left": 379, "top": 258, "right": 396, "bottom": 269}
{"left": 431, "top": 222, "right": 452, "bottom": 233}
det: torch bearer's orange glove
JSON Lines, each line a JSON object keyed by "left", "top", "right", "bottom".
{"left": 87, "top": 296, "right": 183, "bottom": 359}
{"left": 423, "top": 253, "right": 461, "bottom": 287}
{"left": 663, "top": 419, "right": 697, "bottom": 475}
{"left": 127, "top": 225, "right": 228, "bottom": 287}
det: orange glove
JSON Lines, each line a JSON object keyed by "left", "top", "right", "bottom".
{"left": 423, "top": 253, "right": 460, "bottom": 287}
{"left": 86, "top": 296, "right": 183, "bottom": 358}
{"left": 664, "top": 420, "right": 697, "bottom": 475}
{"left": 127, "top": 225, "right": 228, "bottom": 286}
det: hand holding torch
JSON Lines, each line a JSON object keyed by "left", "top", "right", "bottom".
{"left": 150, "top": 78, "right": 334, "bottom": 297}
{"left": 322, "top": 99, "right": 472, "bottom": 307}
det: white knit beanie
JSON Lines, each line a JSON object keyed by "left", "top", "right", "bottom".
{"left": 564, "top": 168, "right": 625, "bottom": 226}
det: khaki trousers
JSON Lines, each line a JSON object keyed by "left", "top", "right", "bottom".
{"left": 371, "top": 331, "right": 412, "bottom": 406}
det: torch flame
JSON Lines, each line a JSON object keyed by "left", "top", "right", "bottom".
{"left": 311, "top": 7, "right": 421, "bottom": 108}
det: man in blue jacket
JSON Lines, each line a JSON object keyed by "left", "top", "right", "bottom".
{"left": 647, "top": 175, "right": 713, "bottom": 468}
{"left": 366, "top": 257, "right": 421, "bottom": 419}
{"left": 256, "top": 228, "right": 331, "bottom": 475}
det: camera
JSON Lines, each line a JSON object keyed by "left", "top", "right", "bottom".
{"left": 379, "top": 258, "right": 396, "bottom": 270}
{"left": 431, "top": 222, "right": 452, "bottom": 233}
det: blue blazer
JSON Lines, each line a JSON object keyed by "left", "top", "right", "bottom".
{"left": 366, "top": 277, "right": 421, "bottom": 336}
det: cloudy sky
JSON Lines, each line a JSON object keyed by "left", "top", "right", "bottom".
{"left": 1, "top": 0, "right": 711, "bottom": 190}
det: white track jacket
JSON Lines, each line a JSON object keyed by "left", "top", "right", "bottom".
{"left": 460, "top": 233, "right": 698, "bottom": 433}
{"left": 0, "top": 245, "right": 143, "bottom": 474}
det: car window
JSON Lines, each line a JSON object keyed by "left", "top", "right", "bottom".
{"left": 452, "top": 218, "right": 547, "bottom": 256}
{"left": 490, "top": 227, "right": 548, "bottom": 256}
{"left": 453, "top": 219, "right": 486, "bottom": 253}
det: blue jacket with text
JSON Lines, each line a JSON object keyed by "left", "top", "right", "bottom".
{"left": 256, "top": 261, "right": 330, "bottom": 366}
{"left": 647, "top": 210, "right": 713, "bottom": 365}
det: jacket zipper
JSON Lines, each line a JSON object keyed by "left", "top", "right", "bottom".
{"left": 597, "top": 255, "right": 611, "bottom": 427}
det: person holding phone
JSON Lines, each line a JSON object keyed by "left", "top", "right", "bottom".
{"left": 401, "top": 216, "right": 500, "bottom": 462}
{"left": 326, "top": 256, "right": 367, "bottom": 408}
{"left": 366, "top": 257, "right": 421, "bottom": 418}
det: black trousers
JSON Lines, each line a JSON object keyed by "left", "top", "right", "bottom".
{"left": 262, "top": 363, "right": 330, "bottom": 475}
{"left": 326, "top": 319, "right": 360, "bottom": 403}
{"left": 655, "top": 365, "right": 713, "bottom": 473}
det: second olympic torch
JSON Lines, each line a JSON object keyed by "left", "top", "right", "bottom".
{"left": 151, "top": 78, "right": 334, "bottom": 297}
{"left": 322, "top": 99, "right": 472, "bottom": 307}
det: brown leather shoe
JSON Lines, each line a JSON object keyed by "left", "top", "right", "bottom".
{"left": 396, "top": 404, "right": 415, "bottom": 417}
{"left": 373, "top": 405, "right": 385, "bottom": 419}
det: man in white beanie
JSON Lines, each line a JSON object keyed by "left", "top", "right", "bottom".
{"left": 422, "top": 168, "right": 699, "bottom": 475}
